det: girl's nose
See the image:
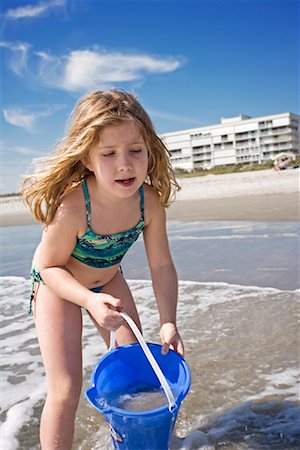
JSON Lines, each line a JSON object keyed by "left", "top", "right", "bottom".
{"left": 118, "top": 153, "right": 132, "bottom": 171}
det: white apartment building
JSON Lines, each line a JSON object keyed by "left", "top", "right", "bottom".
{"left": 160, "top": 112, "right": 300, "bottom": 171}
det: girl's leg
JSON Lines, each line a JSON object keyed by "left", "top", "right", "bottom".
{"left": 90, "top": 270, "right": 142, "bottom": 348}
{"left": 34, "top": 284, "right": 83, "bottom": 450}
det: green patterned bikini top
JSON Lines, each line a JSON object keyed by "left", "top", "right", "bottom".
{"left": 71, "top": 179, "right": 145, "bottom": 268}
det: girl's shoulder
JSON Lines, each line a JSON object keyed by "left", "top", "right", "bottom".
{"left": 143, "top": 183, "right": 160, "bottom": 204}
{"left": 143, "top": 183, "right": 165, "bottom": 224}
{"left": 54, "top": 183, "right": 85, "bottom": 226}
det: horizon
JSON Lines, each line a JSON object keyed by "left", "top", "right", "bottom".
{"left": 1, "top": 0, "right": 299, "bottom": 194}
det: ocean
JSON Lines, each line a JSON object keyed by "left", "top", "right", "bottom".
{"left": 1, "top": 221, "right": 299, "bottom": 449}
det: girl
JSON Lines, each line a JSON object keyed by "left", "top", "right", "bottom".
{"left": 21, "top": 89, "right": 184, "bottom": 449}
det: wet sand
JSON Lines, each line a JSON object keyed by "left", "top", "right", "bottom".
{"left": 167, "top": 193, "right": 299, "bottom": 221}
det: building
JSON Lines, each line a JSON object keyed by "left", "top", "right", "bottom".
{"left": 160, "top": 112, "right": 300, "bottom": 171}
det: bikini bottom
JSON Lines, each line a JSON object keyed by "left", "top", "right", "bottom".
{"left": 29, "top": 265, "right": 103, "bottom": 315}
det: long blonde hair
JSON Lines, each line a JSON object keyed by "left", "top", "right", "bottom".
{"left": 21, "top": 89, "right": 180, "bottom": 224}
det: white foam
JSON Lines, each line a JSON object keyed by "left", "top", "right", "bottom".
{"left": 1, "top": 383, "right": 46, "bottom": 450}
{"left": 172, "top": 432, "right": 214, "bottom": 450}
{"left": 245, "top": 367, "right": 300, "bottom": 402}
{"left": 0, "top": 277, "right": 45, "bottom": 449}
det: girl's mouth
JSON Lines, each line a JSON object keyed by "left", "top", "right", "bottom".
{"left": 115, "top": 177, "right": 135, "bottom": 187}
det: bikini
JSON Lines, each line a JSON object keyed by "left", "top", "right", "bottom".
{"left": 30, "top": 178, "right": 145, "bottom": 314}
{"left": 71, "top": 178, "right": 145, "bottom": 268}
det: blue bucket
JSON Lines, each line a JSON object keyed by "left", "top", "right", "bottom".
{"left": 85, "top": 342, "right": 191, "bottom": 449}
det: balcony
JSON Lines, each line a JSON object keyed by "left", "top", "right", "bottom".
{"left": 193, "top": 155, "right": 212, "bottom": 163}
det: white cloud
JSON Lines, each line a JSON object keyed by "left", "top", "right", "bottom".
{"left": 2, "top": 105, "right": 66, "bottom": 132}
{"left": 3, "top": 108, "right": 36, "bottom": 132}
{"left": 148, "top": 109, "right": 203, "bottom": 126}
{"left": 0, "top": 41, "right": 30, "bottom": 75}
{"left": 5, "top": 0, "right": 65, "bottom": 20}
{"left": 38, "top": 48, "right": 185, "bottom": 92}
{"left": 1, "top": 41, "right": 185, "bottom": 92}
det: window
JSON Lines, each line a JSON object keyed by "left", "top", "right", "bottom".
{"left": 259, "top": 120, "right": 273, "bottom": 129}
{"left": 170, "top": 148, "right": 182, "bottom": 155}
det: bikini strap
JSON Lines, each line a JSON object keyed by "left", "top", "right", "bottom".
{"left": 82, "top": 179, "right": 91, "bottom": 228}
{"left": 139, "top": 185, "right": 145, "bottom": 221}
{"left": 83, "top": 179, "right": 143, "bottom": 225}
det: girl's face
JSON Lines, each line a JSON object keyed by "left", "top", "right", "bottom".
{"left": 86, "top": 120, "right": 149, "bottom": 198}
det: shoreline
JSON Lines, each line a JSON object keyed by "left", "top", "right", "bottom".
{"left": 1, "top": 169, "right": 299, "bottom": 226}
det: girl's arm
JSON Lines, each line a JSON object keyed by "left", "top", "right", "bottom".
{"left": 143, "top": 188, "right": 184, "bottom": 356}
{"left": 37, "top": 200, "right": 124, "bottom": 331}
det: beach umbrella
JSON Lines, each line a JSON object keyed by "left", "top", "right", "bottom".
{"left": 271, "top": 152, "right": 296, "bottom": 163}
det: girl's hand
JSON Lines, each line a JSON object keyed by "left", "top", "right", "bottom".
{"left": 86, "top": 292, "right": 124, "bottom": 331}
{"left": 160, "top": 323, "right": 185, "bottom": 357}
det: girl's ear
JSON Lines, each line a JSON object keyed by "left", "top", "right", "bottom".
{"left": 81, "top": 155, "right": 93, "bottom": 172}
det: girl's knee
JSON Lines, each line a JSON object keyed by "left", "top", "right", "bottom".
{"left": 47, "top": 375, "right": 82, "bottom": 408}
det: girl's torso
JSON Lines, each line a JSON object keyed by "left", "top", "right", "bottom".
{"left": 34, "top": 178, "right": 146, "bottom": 289}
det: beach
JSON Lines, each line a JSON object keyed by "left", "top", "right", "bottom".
{"left": 168, "top": 168, "right": 299, "bottom": 221}
{"left": 1, "top": 169, "right": 299, "bottom": 226}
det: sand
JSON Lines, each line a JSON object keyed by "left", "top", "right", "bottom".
{"left": 168, "top": 169, "right": 300, "bottom": 221}
{"left": 1, "top": 169, "right": 299, "bottom": 226}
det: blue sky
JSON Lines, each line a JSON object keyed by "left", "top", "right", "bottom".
{"left": 0, "top": 0, "right": 299, "bottom": 194}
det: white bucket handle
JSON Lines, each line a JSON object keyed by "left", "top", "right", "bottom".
{"left": 109, "top": 312, "right": 176, "bottom": 413}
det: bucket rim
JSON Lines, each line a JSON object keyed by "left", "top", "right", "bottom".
{"left": 85, "top": 342, "right": 191, "bottom": 417}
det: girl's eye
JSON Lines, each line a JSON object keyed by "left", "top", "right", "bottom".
{"left": 131, "top": 149, "right": 142, "bottom": 153}
{"left": 102, "top": 152, "right": 114, "bottom": 157}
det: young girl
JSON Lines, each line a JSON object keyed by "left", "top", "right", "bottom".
{"left": 21, "top": 89, "right": 184, "bottom": 449}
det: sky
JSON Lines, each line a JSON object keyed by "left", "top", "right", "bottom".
{"left": 0, "top": 0, "right": 299, "bottom": 194}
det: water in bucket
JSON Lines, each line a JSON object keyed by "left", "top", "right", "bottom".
{"left": 86, "top": 342, "right": 191, "bottom": 450}
{"left": 104, "top": 388, "right": 170, "bottom": 411}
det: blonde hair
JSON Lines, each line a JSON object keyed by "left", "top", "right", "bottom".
{"left": 21, "top": 89, "right": 180, "bottom": 224}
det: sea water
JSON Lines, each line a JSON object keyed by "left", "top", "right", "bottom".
{"left": 1, "top": 221, "right": 300, "bottom": 449}
{"left": 1, "top": 277, "right": 299, "bottom": 449}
